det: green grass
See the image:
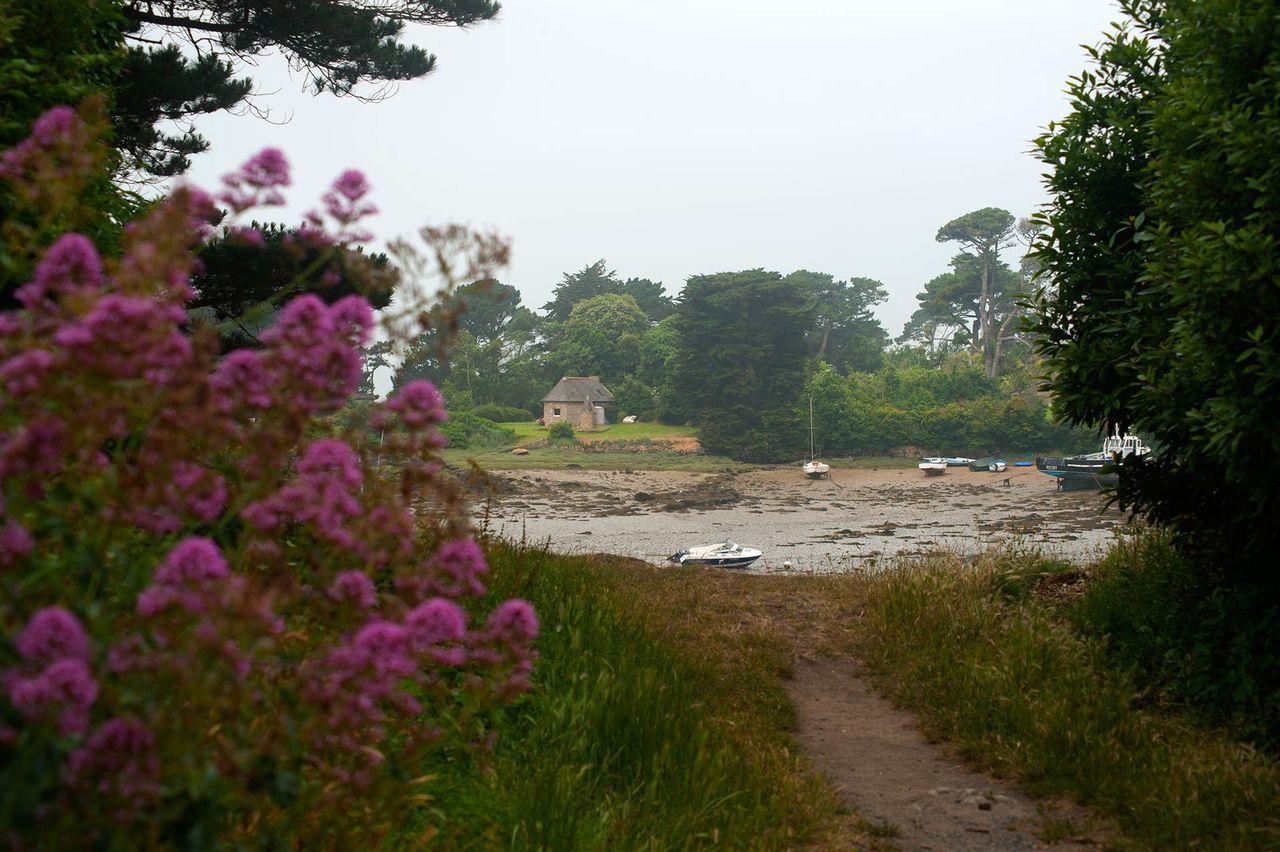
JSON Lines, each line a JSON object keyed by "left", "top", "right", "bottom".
{"left": 442, "top": 446, "right": 753, "bottom": 473}
{"left": 402, "top": 543, "right": 840, "bottom": 849}
{"left": 851, "top": 550, "right": 1280, "bottom": 849}
{"left": 503, "top": 421, "right": 698, "bottom": 444}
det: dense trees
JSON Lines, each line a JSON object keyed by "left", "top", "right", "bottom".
{"left": 191, "top": 223, "right": 398, "bottom": 349}
{"left": 786, "top": 271, "right": 888, "bottom": 374}
{"left": 1033, "top": 0, "right": 1280, "bottom": 737}
{"left": 1034, "top": 0, "right": 1280, "bottom": 576}
{"left": 542, "top": 260, "right": 674, "bottom": 324}
{"left": 552, "top": 294, "right": 649, "bottom": 384}
{"left": 669, "top": 270, "right": 813, "bottom": 462}
{"left": 901, "top": 208, "right": 1030, "bottom": 378}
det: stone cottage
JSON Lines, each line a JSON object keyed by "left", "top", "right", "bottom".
{"left": 542, "top": 376, "right": 614, "bottom": 429}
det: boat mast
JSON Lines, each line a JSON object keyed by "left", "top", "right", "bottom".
{"left": 809, "top": 396, "right": 816, "bottom": 462}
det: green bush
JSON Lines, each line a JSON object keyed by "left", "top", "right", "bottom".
{"left": 547, "top": 421, "right": 575, "bottom": 441}
{"left": 470, "top": 403, "right": 532, "bottom": 423}
{"left": 1071, "top": 530, "right": 1280, "bottom": 748}
{"left": 439, "top": 412, "right": 518, "bottom": 449}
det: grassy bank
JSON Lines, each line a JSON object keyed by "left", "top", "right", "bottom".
{"left": 403, "top": 543, "right": 853, "bottom": 848}
{"left": 853, "top": 548, "right": 1280, "bottom": 849}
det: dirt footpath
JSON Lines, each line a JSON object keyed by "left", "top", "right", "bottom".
{"left": 789, "top": 658, "right": 1096, "bottom": 850}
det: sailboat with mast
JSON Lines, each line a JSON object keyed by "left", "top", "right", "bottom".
{"left": 802, "top": 397, "right": 830, "bottom": 479}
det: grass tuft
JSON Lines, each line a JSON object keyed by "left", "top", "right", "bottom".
{"left": 853, "top": 550, "right": 1280, "bottom": 849}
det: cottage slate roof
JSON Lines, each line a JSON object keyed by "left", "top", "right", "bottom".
{"left": 542, "top": 376, "right": 615, "bottom": 404}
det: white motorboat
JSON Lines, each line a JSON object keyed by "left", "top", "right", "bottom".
{"left": 668, "top": 542, "right": 763, "bottom": 569}
{"left": 918, "top": 460, "right": 947, "bottom": 476}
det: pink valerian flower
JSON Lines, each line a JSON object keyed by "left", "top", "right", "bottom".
{"left": 225, "top": 225, "right": 265, "bottom": 248}
{"left": 405, "top": 598, "right": 468, "bottom": 666}
{"left": 360, "top": 505, "right": 415, "bottom": 567}
{"left": 248, "top": 294, "right": 372, "bottom": 416}
{"left": 1, "top": 348, "right": 57, "bottom": 397}
{"left": 299, "top": 614, "right": 419, "bottom": 757}
{"left": 0, "top": 106, "right": 96, "bottom": 195}
{"left": 0, "top": 520, "right": 34, "bottom": 567}
{"left": 137, "top": 537, "right": 230, "bottom": 616}
{"left": 52, "top": 295, "right": 192, "bottom": 384}
{"left": 14, "top": 607, "right": 90, "bottom": 664}
{"left": 130, "top": 461, "right": 228, "bottom": 534}
{"left": 319, "top": 169, "right": 378, "bottom": 241}
{"left": 329, "top": 570, "right": 377, "bottom": 609}
{"left": 473, "top": 599, "right": 539, "bottom": 699}
{"left": 242, "top": 440, "right": 401, "bottom": 560}
{"left": 427, "top": 539, "right": 489, "bottom": 598}
{"left": 66, "top": 717, "right": 161, "bottom": 802}
{"left": 210, "top": 348, "right": 277, "bottom": 414}
{"left": 376, "top": 380, "right": 447, "bottom": 433}
{"left": 218, "top": 147, "right": 290, "bottom": 213}
{"left": 0, "top": 417, "right": 65, "bottom": 479}
{"left": 7, "top": 658, "right": 98, "bottom": 735}
{"left": 14, "top": 233, "right": 103, "bottom": 312}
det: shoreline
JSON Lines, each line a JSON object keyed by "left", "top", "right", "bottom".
{"left": 468, "top": 464, "right": 1129, "bottom": 572}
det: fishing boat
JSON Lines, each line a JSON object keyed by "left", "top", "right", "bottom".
{"left": 668, "top": 542, "right": 763, "bottom": 569}
{"left": 1036, "top": 433, "right": 1150, "bottom": 490}
{"left": 968, "top": 456, "right": 1009, "bottom": 472}
{"left": 944, "top": 457, "right": 975, "bottom": 467}
{"left": 803, "top": 397, "right": 830, "bottom": 479}
{"left": 918, "top": 459, "right": 947, "bottom": 476}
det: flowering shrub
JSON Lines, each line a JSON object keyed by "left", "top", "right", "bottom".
{"left": 0, "top": 107, "right": 534, "bottom": 845}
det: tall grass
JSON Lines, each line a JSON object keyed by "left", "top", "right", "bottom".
{"left": 856, "top": 552, "right": 1280, "bottom": 849}
{"left": 402, "top": 543, "right": 831, "bottom": 848}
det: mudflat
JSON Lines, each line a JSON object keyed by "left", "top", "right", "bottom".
{"left": 469, "top": 465, "right": 1129, "bottom": 571}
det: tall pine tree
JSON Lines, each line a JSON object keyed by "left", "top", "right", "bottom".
{"left": 670, "top": 270, "right": 812, "bottom": 462}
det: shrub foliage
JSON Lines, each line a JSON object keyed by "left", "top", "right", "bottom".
{"left": 0, "top": 109, "right": 535, "bottom": 844}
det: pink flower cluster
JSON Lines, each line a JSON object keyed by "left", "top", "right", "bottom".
{"left": 211, "top": 294, "right": 373, "bottom": 420}
{"left": 66, "top": 717, "right": 161, "bottom": 803}
{"left": 312, "top": 169, "right": 377, "bottom": 243}
{"left": 0, "top": 110, "right": 535, "bottom": 840}
{"left": 303, "top": 595, "right": 475, "bottom": 778}
{"left": 242, "top": 439, "right": 387, "bottom": 557}
{"left": 136, "top": 538, "right": 230, "bottom": 617}
{"left": 218, "top": 147, "right": 289, "bottom": 213}
{"left": 5, "top": 607, "right": 97, "bottom": 735}
{"left": 0, "top": 105, "right": 97, "bottom": 200}
{"left": 128, "top": 460, "right": 228, "bottom": 535}
{"left": 396, "top": 538, "right": 489, "bottom": 601}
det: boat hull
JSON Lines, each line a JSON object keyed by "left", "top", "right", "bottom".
{"left": 669, "top": 543, "right": 763, "bottom": 569}
{"left": 676, "top": 554, "right": 762, "bottom": 569}
{"left": 1036, "top": 455, "right": 1117, "bottom": 490}
{"left": 803, "top": 461, "right": 830, "bottom": 479}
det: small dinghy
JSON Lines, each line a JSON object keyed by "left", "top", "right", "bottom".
{"left": 919, "top": 459, "right": 948, "bottom": 476}
{"left": 668, "top": 542, "right": 763, "bottom": 569}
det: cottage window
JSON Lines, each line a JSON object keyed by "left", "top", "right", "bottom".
{"left": 552, "top": 407, "right": 561, "bottom": 416}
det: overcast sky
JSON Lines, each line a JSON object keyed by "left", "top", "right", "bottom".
{"left": 184, "top": 0, "right": 1123, "bottom": 338}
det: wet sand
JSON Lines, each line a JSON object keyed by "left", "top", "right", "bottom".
{"left": 469, "top": 465, "right": 1130, "bottom": 573}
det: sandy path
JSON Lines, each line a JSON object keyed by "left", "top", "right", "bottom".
{"left": 789, "top": 658, "right": 1095, "bottom": 850}
{"left": 471, "top": 465, "right": 1129, "bottom": 570}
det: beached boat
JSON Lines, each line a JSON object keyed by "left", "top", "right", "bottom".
{"left": 803, "top": 397, "right": 830, "bottom": 479}
{"left": 668, "top": 542, "right": 763, "bottom": 569}
{"left": 1036, "top": 433, "right": 1151, "bottom": 490}
{"left": 918, "top": 460, "right": 947, "bottom": 476}
{"left": 968, "top": 456, "right": 1008, "bottom": 472}
{"left": 944, "top": 457, "right": 975, "bottom": 467}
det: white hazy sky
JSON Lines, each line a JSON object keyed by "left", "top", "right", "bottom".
{"left": 183, "top": 0, "right": 1123, "bottom": 338}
